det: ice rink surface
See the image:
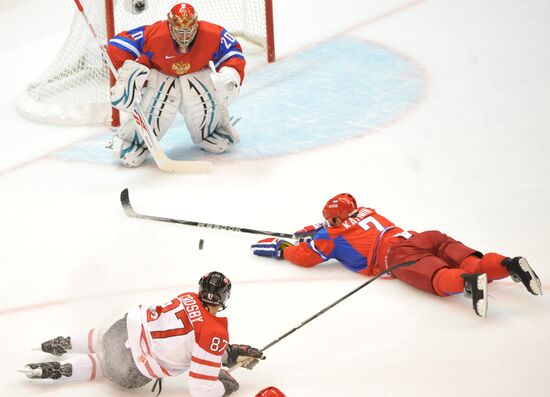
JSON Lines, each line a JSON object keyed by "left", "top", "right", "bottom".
{"left": 1, "top": 0, "right": 549, "bottom": 396}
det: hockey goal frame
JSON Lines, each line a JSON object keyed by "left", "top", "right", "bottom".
{"left": 18, "top": 0, "right": 276, "bottom": 127}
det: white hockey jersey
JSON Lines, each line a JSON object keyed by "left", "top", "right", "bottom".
{"left": 126, "top": 292, "right": 229, "bottom": 397}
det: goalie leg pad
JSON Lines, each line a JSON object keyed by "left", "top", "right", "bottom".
{"left": 111, "top": 70, "right": 181, "bottom": 167}
{"left": 178, "top": 68, "right": 239, "bottom": 154}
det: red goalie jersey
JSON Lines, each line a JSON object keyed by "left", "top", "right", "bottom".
{"left": 107, "top": 20, "right": 246, "bottom": 82}
{"left": 126, "top": 292, "right": 229, "bottom": 396}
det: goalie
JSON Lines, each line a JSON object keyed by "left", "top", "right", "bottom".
{"left": 21, "top": 271, "right": 265, "bottom": 397}
{"left": 106, "top": 2, "right": 245, "bottom": 167}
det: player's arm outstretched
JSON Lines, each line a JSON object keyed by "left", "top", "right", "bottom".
{"left": 251, "top": 223, "right": 333, "bottom": 268}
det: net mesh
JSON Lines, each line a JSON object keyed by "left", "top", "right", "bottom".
{"left": 17, "top": 0, "right": 268, "bottom": 125}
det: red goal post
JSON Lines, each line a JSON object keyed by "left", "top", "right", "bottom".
{"left": 17, "top": 0, "right": 275, "bottom": 126}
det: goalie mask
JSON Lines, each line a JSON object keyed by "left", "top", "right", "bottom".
{"left": 198, "top": 271, "right": 231, "bottom": 310}
{"left": 322, "top": 193, "right": 358, "bottom": 224}
{"left": 167, "top": 3, "right": 198, "bottom": 52}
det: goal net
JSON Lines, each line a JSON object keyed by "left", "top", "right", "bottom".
{"left": 17, "top": 0, "right": 275, "bottom": 126}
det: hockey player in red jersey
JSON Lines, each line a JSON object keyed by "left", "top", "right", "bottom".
{"left": 106, "top": 3, "right": 246, "bottom": 167}
{"left": 251, "top": 194, "right": 542, "bottom": 317}
{"left": 22, "top": 272, "right": 265, "bottom": 397}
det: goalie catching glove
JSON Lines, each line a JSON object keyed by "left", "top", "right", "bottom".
{"left": 110, "top": 59, "right": 150, "bottom": 112}
{"left": 210, "top": 66, "right": 241, "bottom": 107}
{"left": 251, "top": 238, "right": 294, "bottom": 260}
{"left": 222, "top": 344, "right": 266, "bottom": 369}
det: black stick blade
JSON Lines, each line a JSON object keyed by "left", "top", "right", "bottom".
{"left": 120, "top": 188, "right": 137, "bottom": 217}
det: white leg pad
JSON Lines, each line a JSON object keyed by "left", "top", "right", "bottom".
{"left": 62, "top": 354, "right": 102, "bottom": 381}
{"left": 179, "top": 68, "right": 239, "bottom": 154}
{"left": 69, "top": 328, "right": 102, "bottom": 354}
{"left": 111, "top": 69, "right": 181, "bottom": 167}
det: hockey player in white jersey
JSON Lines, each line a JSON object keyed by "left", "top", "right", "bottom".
{"left": 21, "top": 271, "right": 264, "bottom": 396}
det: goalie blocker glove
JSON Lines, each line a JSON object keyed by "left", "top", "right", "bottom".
{"left": 110, "top": 59, "right": 150, "bottom": 112}
{"left": 251, "top": 238, "right": 294, "bottom": 260}
{"left": 222, "top": 344, "right": 265, "bottom": 369}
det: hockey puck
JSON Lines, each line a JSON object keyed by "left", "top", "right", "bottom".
{"left": 199, "top": 239, "right": 204, "bottom": 250}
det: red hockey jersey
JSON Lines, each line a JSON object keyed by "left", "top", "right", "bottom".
{"left": 284, "top": 207, "right": 410, "bottom": 276}
{"left": 107, "top": 20, "right": 245, "bottom": 82}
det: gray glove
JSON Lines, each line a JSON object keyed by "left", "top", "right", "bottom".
{"left": 219, "top": 369, "right": 239, "bottom": 396}
{"left": 222, "top": 344, "right": 266, "bottom": 369}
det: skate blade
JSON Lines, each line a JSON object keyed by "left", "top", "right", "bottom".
{"left": 519, "top": 258, "right": 542, "bottom": 295}
{"left": 476, "top": 274, "right": 488, "bottom": 318}
{"left": 18, "top": 367, "right": 42, "bottom": 378}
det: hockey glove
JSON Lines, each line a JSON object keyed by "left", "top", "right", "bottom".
{"left": 222, "top": 344, "right": 266, "bottom": 370}
{"left": 210, "top": 66, "right": 241, "bottom": 107}
{"left": 110, "top": 60, "right": 150, "bottom": 112}
{"left": 218, "top": 369, "right": 239, "bottom": 396}
{"left": 251, "top": 238, "right": 294, "bottom": 260}
{"left": 293, "top": 222, "right": 326, "bottom": 239}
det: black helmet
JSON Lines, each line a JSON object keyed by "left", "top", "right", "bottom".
{"left": 198, "top": 271, "right": 232, "bottom": 310}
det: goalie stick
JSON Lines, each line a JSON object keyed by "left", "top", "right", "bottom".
{"left": 228, "top": 260, "right": 416, "bottom": 372}
{"left": 73, "top": 0, "right": 212, "bottom": 174}
{"left": 121, "top": 188, "right": 294, "bottom": 238}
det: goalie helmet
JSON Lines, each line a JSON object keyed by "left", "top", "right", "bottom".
{"left": 167, "top": 3, "right": 199, "bottom": 52}
{"left": 198, "top": 271, "right": 231, "bottom": 310}
{"left": 322, "top": 193, "right": 358, "bottom": 224}
{"left": 255, "top": 387, "right": 286, "bottom": 397}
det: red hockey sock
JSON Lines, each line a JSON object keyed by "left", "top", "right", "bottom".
{"left": 459, "top": 254, "right": 482, "bottom": 273}
{"left": 432, "top": 268, "right": 467, "bottom": 296}
{"left": 479, "top": 252, "right": 509, "bottom": 280}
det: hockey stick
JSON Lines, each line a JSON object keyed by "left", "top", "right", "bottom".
{"left": 72, "top": 0, "right": 212, "bottom": 174}
{"left": 228, "top": 260, "right": 416, "bottom": 372}
{"left": 121, "top": 188, "right": 294, "bottom": 238}
{"left": 257, "top": 260, "right": 415, "bottom": 353}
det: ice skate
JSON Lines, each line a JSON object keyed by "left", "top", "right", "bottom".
{"left": 502, "top": 257, "right": 542, "bottom": 295}
{"left": 41, "top": 336, "right": 71, "bottom": 356}
{"left": 20, "top": 361, "right": 72, "bottom": 380}
{"left": 462, "top": 273, "right": 488, "bottom": 318}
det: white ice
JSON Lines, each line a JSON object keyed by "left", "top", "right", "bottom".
{"left": 1, "top": 0, "right": 549, "bottom": 396}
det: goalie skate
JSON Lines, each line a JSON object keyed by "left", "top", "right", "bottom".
{"left": 20, "top": 361, "right": 72, "bottom": 380}
{"left": 462, "top": 273, "right": 488, "bottom": 318}
{"left": 40, "top": 336, "right": 71, "bottom": 356}
{"left": 502, "top": 257, "right": 542, "bottom": 295}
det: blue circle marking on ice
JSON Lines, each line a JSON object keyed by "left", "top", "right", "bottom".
{"left": 56, "top": 37, "right": 424, "bottom": 164}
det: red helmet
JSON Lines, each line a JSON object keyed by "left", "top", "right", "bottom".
{"left": 167, "top": 3, "right": 198, "bottom": 50}
{"left": 322, "top": 193, "right": 358, "bottom": 223}
{"left": 255, "top": 387, "right": 286, "bottom": 397}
